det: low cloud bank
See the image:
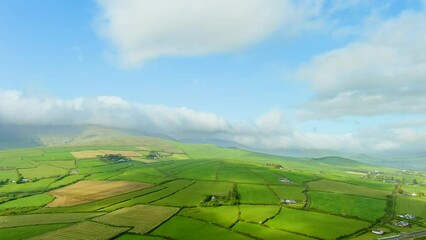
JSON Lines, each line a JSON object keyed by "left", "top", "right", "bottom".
{"left": 1, "top": 89, "right": 425, "bottom": 157}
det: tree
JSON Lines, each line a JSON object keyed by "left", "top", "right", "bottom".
{"left": 413, "top": 179, "right": 418, "bottom": 185}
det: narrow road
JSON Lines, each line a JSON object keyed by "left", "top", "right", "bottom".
{"left": 378, "top": 229, "right": 426, "bottom": 240}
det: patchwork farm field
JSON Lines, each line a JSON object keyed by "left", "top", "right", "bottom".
{"left": 0, "top": 137, "right": 424, "bottom": 239}
{"left": 95, "top": 205, "right": 179, "bottom": 234}
{"left": 0, "top": 212, "right": 103, "bottom": 228}
{"left": 308, "top": 191, "right": 387, "bottom": 221}
{"left": 266, "top": 208, "right": 371, "bottom": 239}
{"left": 308, "top": 179, "right": 391, "bottom": 199}
{"left": 27, "top": 221, "right": 129, "bottom": 240}
{"left": 47, "top": 180, "right": 152, "bottom": 207}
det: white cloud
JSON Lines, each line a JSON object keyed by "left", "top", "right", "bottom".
{"left": 1, "top": 89, "right": 425, "bottom": 156}
{"left": 96, "top": 0, "right": 323, "bottom": 67}
{"left": 0, "top": 89, "right": 228, "bottom": 136}
{"left": 297, "top": 8, "right": 426, "bottom": 118}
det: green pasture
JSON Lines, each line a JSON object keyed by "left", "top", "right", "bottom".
{"left": 174, "top": 161, "right": 220, "bottom": 180}
{"left": 0, "top": 224, "right": 69, "bottom": 240}
{"left": 0, "top": 212, "right": 103, "bottom": 228}
{"left": 43, "top": 160, "right": 75, "bottom": 169}
{"left": 0, "top": 148, "right": 44, "bottom": 158}
{"left": 37, "top": 185, "right": 164, "bottom": 213}
{"left": 0, "top": 178, "right": 56, "bottom": 194}
{"left": 238, "top": 184, "right": 278, "bottom": 204}
{"left": 19, "top": 164, "right": 67, "bottom": 179}
{"left": 110, "top": 167, "right": 174, "bottom": 184}
{"left": 309, "top": 191, "right": 386, "bottom": 221}
{"left": 152, "top": 215, "right": 252, "bottom": 240}
{"left": 0, "top": 193, "right": 53, "bottom": 211}
{"left": 266, "top": 208, "right": 371, "bottom": 239}
{"left": 102, "top": 180, "right": 193, "bottom": 211}
{"left": 95, "top": 205, "right": 179, "bottom": 234}
{"left": 29, "top": 152, "right": 75, "bottom": 161}
{"left": 233, "top": 221, "right": 314, "bottom": 240}
{"left": 154, "top": 181, "right": 232, "bottom": 207}
{"left": 239, "top": 205, "right": 280, "bottom": 223}
{"left": 270, "top": 185, "right": 306, "bottom": 201}
{"left": 48, "top": 174, "right": 85, "bottom": 189}
{"left": 115, "top": 235, "right": 166, "bottom": 240}
{"left": 0, "top": 169, "right": 17, "bottom": 181}
{"left": 179, "top": 206, "right": 239, "bottom": 227}
{"left": 0, "top": 158, "right": 38, "bottom": 168}
{"left": 395, "top": 195, "right": 426, "bottom": 220}
{"left": 309, "top": 179, "right": 390, "bottom": 199}
{"left": 27, "top": 221, "right": 128, "bottom": 240}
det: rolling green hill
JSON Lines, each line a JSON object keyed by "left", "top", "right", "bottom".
{"left": 0, "top": 132, "right": 425, "bottom": 239}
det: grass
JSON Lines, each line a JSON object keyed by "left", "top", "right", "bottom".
{"left": 0, "top": 169, "right": 17, "bottom": 181}
{"left": 77, "top": 162, "right": 131, "bottom": 174}
{"left": 179, "top": 206, "right": 239, "bottom": 227}
{"left": 269, "top": 185, "right": 306, "bottom": 201}
{"left": 0, "top": 194, "right": 54, "bottom": 211}
{"left": 278, "top": 171, "right": 316, "bottom": 185}
{"left": 239, "top": 205, "right": 280, "bottom": 223}
{"left": 30, "top": 152, "right": 75, "bottom": 161}
{"left": 0, "top": 158, "right": 39, "bottom": 169}
{"left": 102, "top": 180, "right": 195, "bottom": 211}
{"left": 84, "top": 171, "right": 122, "bottom": 180}
{"left": 42, "top": 146, "right": 139, "bottom": 153}
{"left": 250, "top": 169, "right": 287, "bottom": 185}
{"left": 76, "top": 159, "right": 107, "bottom": 168}
{"left": 238, "top": 184, "right": 278, "bottom": 204}
{"left": 218, "top": 170, "right": 268, "bottom": 184}
{"left": 174, "top": 161, "right": 220, "bottom": 181}
{"left": 48, "top": 174, "right": 85, "bottom": 189}
{"left": 309, "top": 179, "right": 390, "bottom": 199}
{"left": 27, "top": 221, "right": 128, "bottom": 240}
{"left": 0, "top": 212, "right": 103, "bottom": 228}
{"left": 115, "top": 235, "right": 167, "bottom": 240}
{"left": 109, "top": 167, "right": 174, "bottom": 184}
{"left": 43, "top": 160, "right": 75, "bottom": 169}
{"left": 19, "top": 164, "right": 68, "bottom": 179}
{"left": 395, "top": 195, "right": 426, "bottom": 220}
{"left": 95, "top": 205, "right": 179, "bottom": 234}
{"left": 266, "top": 207, "right": 371, "bottom": 239}
{"left": 0, "top": 148, "right": 44, "bottom": 158}
{"left": 309, "top": 191, "right": 386, "bottom": 221}
{"left": 0, "top": 224, "right": 69, "bottom": 240}
{"left": 0, "top": 178, "right": 57, "bottom": 194}
{"left": 37, "top": 185, "right": 164, "bottom": 213}
{"left": 233, "top": 221, "right": 314, "bottom": 240}
{"left": 152, "top": 215, "right": 252, "bottom": 240}
{"left": 154, "top": 181, "right": 232, "bottom": 207}
{"left": 47, "top": 180, "right": 151, "bottom": 207}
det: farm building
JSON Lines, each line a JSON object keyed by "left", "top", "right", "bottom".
{"left": 278, "top": 178, "right": 292, "bottom": 183}
{"left": 372, "top": 230, "right": 384, "bottom": 235}
{"left": 281, "top": 199, "right": 297, "bottom": 204}
{"left": 20, "top": 178, "right": 30, "bottom": 183}
{"left": 394, "top": 220, "right": 409, "bottom": 227}
{"left": 398, "top": 213, "right": 416, "bottom": 220}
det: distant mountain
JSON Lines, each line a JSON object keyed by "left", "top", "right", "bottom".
{"left": 0, "top": 124, "right": 424, "bottom": 170}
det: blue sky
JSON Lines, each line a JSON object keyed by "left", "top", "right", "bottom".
{"left": 0, "top": 0, "right": 425, "bottom": 157}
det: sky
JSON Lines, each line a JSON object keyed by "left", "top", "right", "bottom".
{"left": 0, "top": 0, "right": 425, "bottom": 157}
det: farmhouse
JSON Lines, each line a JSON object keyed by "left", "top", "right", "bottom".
{"left": 398, "top": 213, "right": 416, "bottom": 220}
{"left": 394, "top": 220, "right": 409, "bottom": 227}
{"left": 281, "top": 199, "right": 297, "bottom": 204}
{"left": 20, "top": 178, "right": 30, "bottom": 183}
{"left": 372, "top": 230, "right": 384, "bottom": 235}
{"left": 278, "top": 178, "right": 292, "bottom": 183}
